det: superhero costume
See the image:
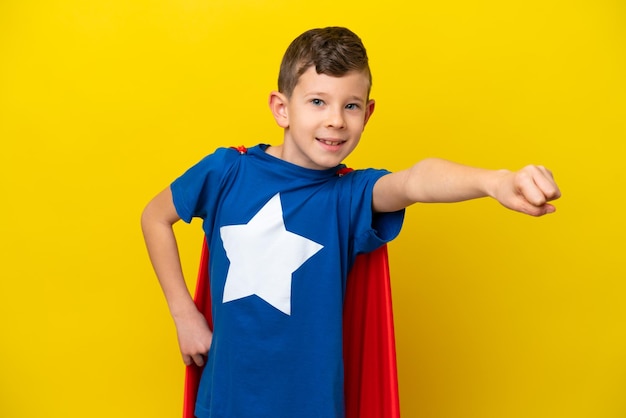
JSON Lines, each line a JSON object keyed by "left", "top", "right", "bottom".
{"left": 171, "top": 145, "right": 403, "bottom": 417}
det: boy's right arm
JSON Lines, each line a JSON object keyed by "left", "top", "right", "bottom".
{"left": 141, "top": 187, "right": 213, "bottom": 367}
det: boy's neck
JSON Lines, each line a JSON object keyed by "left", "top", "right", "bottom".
{"left": 264, "top": 144, "right": 283, "bottom": 160}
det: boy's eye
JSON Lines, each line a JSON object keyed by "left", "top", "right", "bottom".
{"left": 345, "top": 103, "right": 360, "bottom": 110}
{"left": 311, "top": 99, "right": 324, "bottom": 106}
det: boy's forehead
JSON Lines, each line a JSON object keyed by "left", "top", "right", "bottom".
{"left": 294, "top": 67, "right": 370, "bottom": 99}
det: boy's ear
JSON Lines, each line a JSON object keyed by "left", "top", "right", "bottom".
{"left": 269, "top": 91, "right": 289, "bottom": 128}
{"left": 363, "top": 99, "right": 376, "bottom": 127}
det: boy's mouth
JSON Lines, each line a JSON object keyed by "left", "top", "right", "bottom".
{"left": 316, "top": 138, "right": 346, "bottom": 146}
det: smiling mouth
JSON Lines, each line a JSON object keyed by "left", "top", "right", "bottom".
{"left": 317, "top": 138, "right": 346, "bottom": 146}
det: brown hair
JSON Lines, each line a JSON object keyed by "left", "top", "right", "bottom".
{"left": 277, "top": 27, "right": 372, "bottom": 98}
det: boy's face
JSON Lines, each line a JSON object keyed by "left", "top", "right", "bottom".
{"left": 270, "top": 66, "right": 375, "bottom": 170}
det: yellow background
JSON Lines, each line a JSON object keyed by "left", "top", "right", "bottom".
{"left": 1, "top": 1, "right": 624, "bottom": 417}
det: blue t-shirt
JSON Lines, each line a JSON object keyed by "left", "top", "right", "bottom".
{"left": 171, "top": 144, "right": 404, "bottom": 418}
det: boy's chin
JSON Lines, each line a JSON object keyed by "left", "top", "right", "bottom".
{"left": 311, "top": 156, "right": 347, "bottom": 170}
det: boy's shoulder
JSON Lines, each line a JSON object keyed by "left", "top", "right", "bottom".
{"left": 190, "top": 144, "right": 257, "bottom": 168}
{"left": 208, "top": 144, "right": 263, "bottom": 159}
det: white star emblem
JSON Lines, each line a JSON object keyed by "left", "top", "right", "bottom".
{"left": 220, "top": 193, "right": 324, "bottom": 315}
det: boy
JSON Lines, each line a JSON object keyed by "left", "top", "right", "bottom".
{"left": 141, "top": 27, "right": 560, "bottom": 418}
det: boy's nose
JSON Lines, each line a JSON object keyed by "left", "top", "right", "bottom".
{"left": 325, "top": 108, "right": 346, "bottom": 129}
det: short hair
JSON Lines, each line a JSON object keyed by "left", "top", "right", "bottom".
{"left": 278, "top": 27, "right": 372, "bottom": 98}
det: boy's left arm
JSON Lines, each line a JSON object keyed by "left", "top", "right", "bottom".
{"left": 372, "top": 158, "right": 561, "bottom": 216}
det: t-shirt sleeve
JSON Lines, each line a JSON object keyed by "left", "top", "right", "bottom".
{"left": 170, "top": 147, "right": 237, "bottom": 224}
{"left": 348, "top": 169, "right": 405, "bottom": 255}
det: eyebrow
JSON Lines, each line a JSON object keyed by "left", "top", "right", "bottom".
{"left": 347, "top": 95, "right": 366, "bottom": 103}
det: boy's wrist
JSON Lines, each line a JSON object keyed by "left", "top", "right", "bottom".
{"left": 484, "top": 169, "right": 512, "bottom": 200}
{"left": 169, "top": 296, "right": 199, "bottom": 320}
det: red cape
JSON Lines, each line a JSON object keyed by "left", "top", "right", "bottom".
{"left": 183, "top": 238, "right": 400, "bottom": 418}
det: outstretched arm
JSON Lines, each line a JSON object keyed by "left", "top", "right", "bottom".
{"left": 141, "top": 187, "right": 213, "bottom": 367}
{"left": 372, "top": 158, "right": 561, "bottom": 216}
